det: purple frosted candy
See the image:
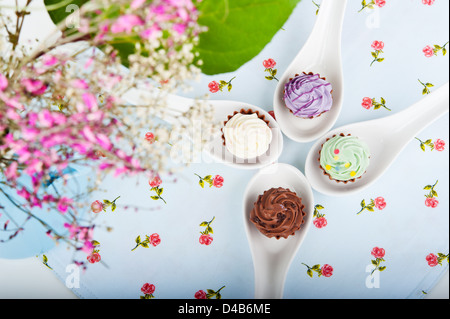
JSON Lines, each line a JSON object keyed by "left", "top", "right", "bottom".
{"left": 283, "top": 73, "right": 333, "bottom": 118}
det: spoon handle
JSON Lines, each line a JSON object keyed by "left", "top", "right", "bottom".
{"left": 254, "top": 260, "right": 288, "bottom": 299}
{"left": 304, "top": 0, "right": 347, "bottom": 56}
{"left": 386, "top": 82, "right": 449, "bottom": 138}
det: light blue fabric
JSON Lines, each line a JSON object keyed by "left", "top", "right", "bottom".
{"left": 23, "top": 0, "right": 450, "bottom": 298}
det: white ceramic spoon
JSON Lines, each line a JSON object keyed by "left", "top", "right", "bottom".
{"left": 305, "top": 82, "right": 449, "bottom": 196}
{"left": 243, "top": 163, "right": 314, "bottom": 299}
{"left": 273, "top": 0, "right": 347, "bottom": 143}
{"left": 122, "top": 90, "right": 284, "bottom": 170}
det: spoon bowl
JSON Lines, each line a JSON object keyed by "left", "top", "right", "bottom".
{"left": 122, "top": 90, "right": 284, "bottom": 170}
{"left": 243, "top": 163, "right": 314, "bottom": 299}
{"left": 274, "top": 0, "right": 347, "bottom": 143}
{"left": 305, "top": 82, "right": 449, "bottom": 196}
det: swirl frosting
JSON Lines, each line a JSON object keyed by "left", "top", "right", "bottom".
{"left": 250, "top": 187, "right": 306, "bottom": 239}
{"left": 319, "top": 135, "right": 371, "bottom": 181}
{"left": 223, "top": 113, "right": 272, "bottom": 159}
{"left": 284, "top": 73, "right": 333, "bottom": 118}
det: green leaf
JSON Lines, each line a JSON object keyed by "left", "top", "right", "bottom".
{"left": 380, "top": 97, "right": 386, "bottom": 104}
{"left": 103, "top": 199, "right": 111, "bottom": 205}
{"left": 44, "top": 0, "right": 89, "bottom": 25}
{"left": 315, "top": 205, "right": 324, "bottom": 210}
{"left": 195, "top": 0, "right": 302, "bottom": 75}
{"left": 442, "top": 47, "right": 447, "bottom": 56}
{"left": 431, "top": 190, "right": 438, "bottom": 197}
{"left": 426, "top": 83, "right": 434, "bottom": 87}
{"left": 136, "top": 236, "right": 141, "bottom": 244}
{"left": 91, "top": 240, "right": 100, "bottom": 246}
{"left": 371, "top": 52, "right": 378, "bottom": 58}
{"left": 111, "top": 202, "right": 116, "bottom": 212}
{"left": 423, "top": 88, "right": 428, "bottom": 95}
{"left": 424, "top": 185, "right": 432, "bottom": 190}
{"left": 141, "top": 242, "right": 149, "bottom": 248}
{"left": 157, "top": 187, "right": 163, "bottom": 196}
{"left": 311, "top": 264, "right": 321, "bottom": 271}
{"left": 204, "top": 175, "right": 212, "bottom": 181}
{"left": 361, "top": 199, "right": 366, "bottom": 208}
{"left": 207, "top": 289, "right": 215, "bottom": 295}
{"left": 199, "top": 221, "right": 208, "bottom": 226}
{"left": 199, "top": 180, "right": 205, "bottom": 188}
{"left": 265, "top": 76, "right": 274, "bottom": 80}
{"left": 307, "top": 269, "right": 313, "bottom": 278}
{"left": 151, "top": 195, "right": 160, "bottom": 200}
{"left": 228, "top": 84, "right": 233, "bottom": 92}
{"left": 376, "top": 58, "right": 385, "bottom": 62}
{"left": 366, "top": 206, "right": 375, "bottom": 212}
{"left": 378, "top": 266, "right": 386, "bottom": 271}
{"left": 207, "top": 226, "right": 213, "bottom": 234}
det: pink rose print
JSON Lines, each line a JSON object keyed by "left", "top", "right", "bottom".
{"left": 425, "top": 197, "right": 439, "bottom": 208}
{"left": 149, "top": 175, "right": 166, "bottom": 204}
{"left": 263, "top": 58, "right": 279, "bottom": 82}
{"left": 371, "top": 246, "right": 385, "bottom": 259}
{"left": 195, "top": 173, "right": 224, "bottom": 188}
{"left": 361, "top": 97, "right": 373, "bottom": 110}
{"left": 195, "top": 286, "right": 225, "bottom": 299}
{"left": 357, "top": 197, "right": 386, "bottom": 214}
{"left": 208, "top": 77, "right": 235, "bottom": 93}
{"left": 423, "top": 42, "right": 448, "bottom": 57}
{"left": 374, "top": 197, "right": 387, "bottom": 210}
{"left": 362, "top": 97, "right": 391, "bottom": 111}
{"left": 140, "top": 283, "right": 156, "bottom": 299}
{"left": 422, "top": 0, "right": 435, "bottom": 5}
{"left": 359, "top": 0, "right": 387, "bottom": 12}
{"left": 302, "top": 263, "right": 334, "bottom": 278}
{"left": 370, "top": 41, "right": 385, "bottom": 66}
{"left": 313, "top": 205, "right": 328, "bottom": 229}
{"left": 321, "top": 264, "right": 334, "bottom": 278}
{"left": 132, "top": 233, "right": 161, "bottom": 251}
{"left": 91, "top": 200, "right": 103, "bottom": 213}
{"left": 370, "top": 247, "right": 387, "bottom": 274}
{"left": 426, "top": 253, "right": 439, "bottom": 267}
{"left": 149, "top": 233, "right": 161, "bottom": 247}
{"left": 149, "top": 175, "right": 162, "bottom": 188}
{"left": 208, "top": 81, "right": 220, "bottom": 93}
{"left": 423, "top": 45, "right": 435, "bottom": 57}
{"left": 434, "top": 139, "right": 446, "bottom": 152}
{"left": 416, "top": 137, "right": 445, "bottom": 152}
{"left": 87, "top": 252, "right": 101, "bottom": 264}
{"left": 145, "top": 132, "right": 156, "bottom": 144}
{"left": 199, "top": 216, "right": 215, "bottom": 246}
{"left": 195, "top": 290, "right": 207, "bottom": 299}
{"left": 199, "top": 234, "right": 213, "bottom": 245}
{"left": 424, "top": 180, "right": 439, "bottom": 208}
{"left": 212, "top": 175, "right": 224, "bottom": 188}
{"left": 263, "top": 58, "right": 276, "bottom": 69}
{"left": 426, "top": 253, "right": 449, "bottom": 267}
{"left": 99, "top": 196, "right": 121, "bottom": 212}
{"left": 86, "top": 240, "right": 101, "bottom": 264}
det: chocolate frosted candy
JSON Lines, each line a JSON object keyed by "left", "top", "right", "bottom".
{"left": 250, "top": 187, "right": 306, "bottom": 239}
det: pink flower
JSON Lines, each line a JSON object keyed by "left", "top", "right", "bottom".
{"left": 434, "top": 139, "right": 445, "bottom": 152}
{"left": 371, "top": 40, "right": 384, "bottom": 51}
{"left": 362, "top": 97, "right": 373, "bottom": 109}
{"left": 149, "top": 175, "right": 162, "bottom": 188}
{"left": 149, "top": 233, "right": 161, "bottom": 247}
{"left": 91, "top": 200, "right": 103, "bottom": 213}
{"left": 371, "top": 247, "right": 385, "bottom": 259}
{"left": 208, "top": 81, "right": 220, "bottom": 93}
{"left": 0, "top": 74, "right": 8, "bottom": 91}
{"left": 110, "top": 14, "right": 144, "bottom": 34}
{"left": 199, "top": 233, "right": 213, "bottom": 245}
{"left": 87, "top": 252, "right": 101, "bottom": 264}
{"left": 423, "top": 45, "right": 435, "bottom": 57}
{"left": 145, "top": 132, "right": 156, "bottom": 144}
{"left": 263, "top": 58, "right": 276, "bottom": 69}
{"left": 422, "top": 0, "right": 435, "bottom": 5}
{"left": 426, "top": 253, "right": 439, "bottom": 267}
{"left": 374, "top": 197, "right": 386, "bottom": 210}
{"left": 375, "top": 0, "right": 386, "bottom": 8}
{"left": 313, "top": 217, "right": 328, "bottom": 229}
{"left": 212, "top": 175, "right": 224, "bottom": 188}
{"left": 321, "top": 264, "right": 333, "bottom": 277}
{"left": 195, "top": 290, "right": 207, "bottom": 299}
{"left": 21, "top": 78, "right": 47, "bottom": 95}
{"left": 425, "top": 197, "right": 439, "bottom": 208}
{"left": 141, "top": 283, "right": 155, "bottom": 295}
{"left": 57, "top": 197, "right": 73, "bottom": 213}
